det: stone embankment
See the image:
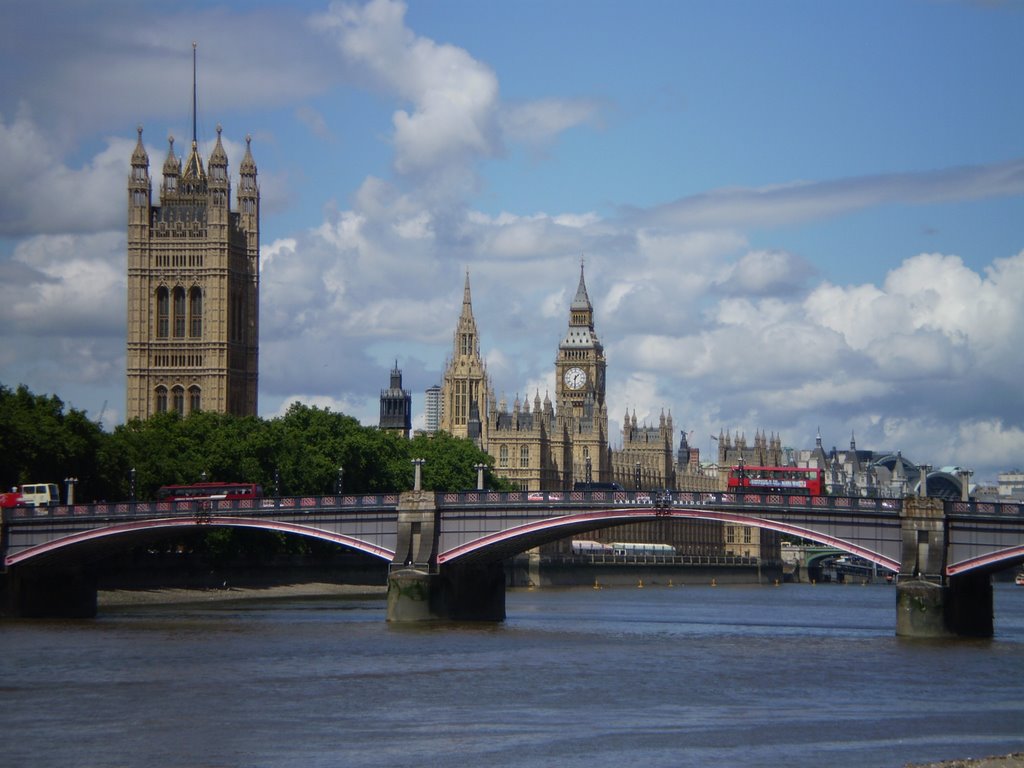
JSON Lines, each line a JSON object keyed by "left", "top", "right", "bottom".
{"left": 906, "top": 754, "right": 1024, "bottom": 767}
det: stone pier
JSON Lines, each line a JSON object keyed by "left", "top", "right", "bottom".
{"left": 896, "top": 496, "right": 993, "bottom": 638}
{"left": 386, "top": 488, "right": 505, "bottom": 622}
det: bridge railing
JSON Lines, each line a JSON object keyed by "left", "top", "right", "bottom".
{"left": 946, "top": 500, "right": 1024, "bottom": 518}
{"left": 1, "top": 494, "right": 401, "bottom": 523}
{"left": 436, "top": 489, "right": 904, "bottom": 515}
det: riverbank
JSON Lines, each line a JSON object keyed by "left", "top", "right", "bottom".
{"left": 907, "top": 755, "right": 1024, "bottom": 767}
{"left": 98, "top": 581, "right": 386, "bottom": 606}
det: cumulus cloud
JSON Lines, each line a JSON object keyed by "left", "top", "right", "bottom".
{"left": 311, "top": 0, "right": 601, "bottom": 195}
{"left": 0, "top": 111, "right": 132, "bottom": 236}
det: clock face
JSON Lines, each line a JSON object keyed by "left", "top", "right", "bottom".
{"left": 563, "top": 367, "right": 587, "bottom": 390}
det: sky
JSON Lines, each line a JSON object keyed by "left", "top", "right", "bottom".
{"left": 1, "top": 0, "right": 1023, "bottom": 484}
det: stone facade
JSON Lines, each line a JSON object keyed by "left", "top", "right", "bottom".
{"left": 126, "top": 123, "right": 259, "bottom": 420}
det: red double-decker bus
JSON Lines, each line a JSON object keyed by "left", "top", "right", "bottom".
{"left": 727, "top": 466, "right": 824, "bottom": 496}
{"left": 157, "top": 482, "right": 262, "bottom": 502}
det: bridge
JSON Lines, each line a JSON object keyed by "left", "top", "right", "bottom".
{"left": 3, "top": 485, "right": 1023, "bottom": 638}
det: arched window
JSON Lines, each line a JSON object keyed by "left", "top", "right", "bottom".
{"left": 189, "top": 287, "right": 202, "bottom": 338}
{"left": 155, "top": 386, "right": 168, "bottom": 413}
{"left": 172, "top": 287, "right": 186, "bottom": 337}
{"left": 188, "top": 386, "right": 201, "bottom": 413}
{"left": 156, "top": 287, "right": 169, "bottom": 338}
{"left": 172, "top": 386, "right": 185, "bottom": 415}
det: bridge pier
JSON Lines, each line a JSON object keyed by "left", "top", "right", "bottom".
{"left": 896, "top": 497, "right": 992, "bottom": 638}
{"left": 0, "top": 567, "right": 98, "bottom": 618}
{"left": 386, "top": 490, "right": 506, "bottom": 622}
{"left": 387, "top": 562, "right": 506, "bottom": 622}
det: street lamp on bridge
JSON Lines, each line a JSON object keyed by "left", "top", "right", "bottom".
{"left": 474, "top": 463, "right": 486, "bottom": 491}
{"left": 336, "top": 466, "right": 344, "bottom": 495}
{"left": 412, "top": 458, "right": 426, "bottom": 492}
{"left": 64, "top": 477, "right": 78, "bottom": 506}
{"left": 129, "top": 468, "right": 136, "bottom": 502}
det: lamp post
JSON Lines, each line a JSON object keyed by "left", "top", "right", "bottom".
{"left": 129, "top": 468, "right": 136, "bottom": 502}
{"left": 274, "top": 468, "right": 281, "bottom": 499}
{"left": 959, "top": 468, "right": 973, "bottom": 502}
{"left": 412, "top": 458, "right": 425, "bottom": 492}
{"left": 634, "top": 461, "right": 641, "bottom": 491}
{"left": 474, "top": 463, "right": 486, "bottom": 491}
{"left": 336, "top": 466, "right": 344, "bottom": 495}
{"left": 64, "top": 476, "right": 78, "bottom": 505}
{"left": 585, "top": 455, "right": 592, "bottom": 484}
{"left": 919, "top": 464, "right": 931, "bottom": 498}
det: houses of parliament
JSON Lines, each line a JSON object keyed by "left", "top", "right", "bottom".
{"left": 428, "top": 266, "right": 708, "bottom": 493}
{"left": 125, "top": 49, "right": 259, "bottom": 422}
{"left": 123, "top": 57, "right": 774, "bottom": 560}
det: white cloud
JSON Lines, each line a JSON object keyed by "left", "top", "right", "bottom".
{"left": 637, "top": 159, "right": 1024, "bottom": 231}
{"left": 313, "top": 0, "right": 501, "bottom": 177}
{"left": 500, "top": 98, "right": 603, "bottom": 146}
{"left": 312, "top": 0, "right": 601, "bottom": 195}
{"left": 0, "top": 111, "right": 131, "bottom": 236}
{"left": 0, "top": 232, "right": 125, "bottom": 336}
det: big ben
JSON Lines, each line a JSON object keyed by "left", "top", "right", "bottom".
{"left": 555, "top": 263, "right": 608, "bottom": 484}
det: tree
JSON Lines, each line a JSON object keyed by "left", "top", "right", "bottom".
{"left": 0, "top": 383, "right": 106, "bottom": 500}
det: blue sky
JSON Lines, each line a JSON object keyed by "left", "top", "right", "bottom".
{"left": 1, "top": 0, "right": 1022, "bottom": 483}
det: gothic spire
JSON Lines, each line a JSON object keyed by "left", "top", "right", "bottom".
{"left": 461, "top": 269, "right": 474, "bottom": 319}
{"left": 182, "top": 43, "right": 205, "bottom": 182}
{"left": 131, "top": 125, "right": 149, "bottom": 166}
{"left": 571, "top": 258, "right": 592, "bottom": 312}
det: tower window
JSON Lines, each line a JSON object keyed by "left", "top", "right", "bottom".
{"left": 156, "top": 287, "right": 169, "bottom": 338}
{"left": 188, "top": 386, "right": 201, "bottom": 413}
{"left": 173, "top": 287, "right": 186, "bottom": 337}
{"left": 189, "top": 287, "right": 202, "bottom": 338}
{"left": 499, "top": 445, "right": 508, "bottom": 468}
{"left": 520, "top": 445, "right": 530, "bottom": 468}
{"left": 172, "top": 386, "right": 185, "bottom": 415}
{"left": 155, "top": 386, "right": 168, "bottom": 413}
{"left": 454, "top": 381, "right": 467, "bottom": 426}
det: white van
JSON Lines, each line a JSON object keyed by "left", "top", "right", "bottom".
{"left": 19, "top": 483, "right": 60, "bottom": 507}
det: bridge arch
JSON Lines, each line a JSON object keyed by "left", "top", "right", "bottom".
{"left": 437, "top": 506, "right": 901, "bottom": 572}
{"left": 947, "top": 545, "right": 1024, "bottom": 577}
{"left": 5, "top": 516, "right": 395, "bottom": 570}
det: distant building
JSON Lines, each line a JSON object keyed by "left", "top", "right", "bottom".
{"left": 996, "top": 471, "right": 1024, "bottom": 500}
{"left": 793, "top": 431, "right": 972, "bottom": 501}
{"left": 424, "top": 385, "right": 442, "bottom": 434}
{"left": 379, "top": 363, "right": 412, "bottom": 439}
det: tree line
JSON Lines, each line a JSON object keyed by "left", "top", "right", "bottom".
{"left": 0, "top": 382, "right": 508, "bottom": 503}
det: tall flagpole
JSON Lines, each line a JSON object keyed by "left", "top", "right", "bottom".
{"left": 192, "top": 41, "right": 197, "bottom": 145}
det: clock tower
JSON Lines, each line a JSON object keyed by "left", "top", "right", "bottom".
{"left": 555, "top": 263, "right": 608, "bottom": 484}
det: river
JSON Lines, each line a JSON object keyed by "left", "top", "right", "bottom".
{"left": 2, "top": 582, "right": 1023, "bottom": 768}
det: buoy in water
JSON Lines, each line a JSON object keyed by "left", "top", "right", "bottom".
{"left": 637, "top": 578, "right": 644, "bottom": 589}
{"left": 711, "top": 578, "right": 717, "bottom": 587}
{"left": 667, "top": 579, "right": 674, "bottom": 588}
{"left": 593, "top": 578, "right": 601, "bottom": 590}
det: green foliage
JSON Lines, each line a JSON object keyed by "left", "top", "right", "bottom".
{"left": 1, "top": 383, "right": 505, "bottom": 501}
{"left": 0, "top": 383, "right": 107, "bottom": 500}
{"left": 408, "top": 431, "right": 512, "bottom": 491}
